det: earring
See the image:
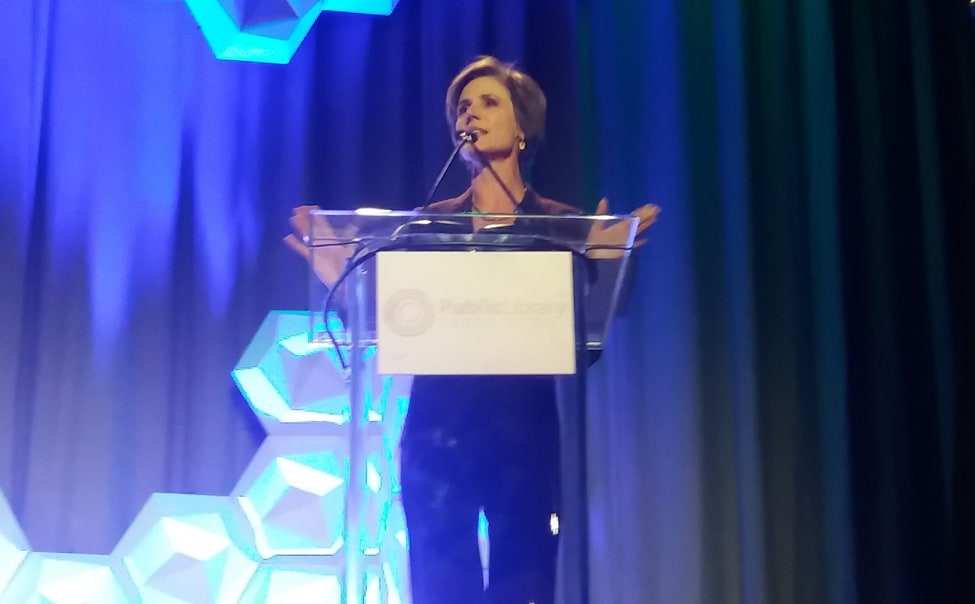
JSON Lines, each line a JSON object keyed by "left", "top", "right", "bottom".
{"left": 518, "top": 139, "right": 527, "bottom": 151}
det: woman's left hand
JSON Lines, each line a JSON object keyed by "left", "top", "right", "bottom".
{"left": 587, "top": 198, "right": 660, "bottom": 258}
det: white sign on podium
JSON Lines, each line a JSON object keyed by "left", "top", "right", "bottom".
{"left": 375, "top": 250, "right": 576, "bottom": 375}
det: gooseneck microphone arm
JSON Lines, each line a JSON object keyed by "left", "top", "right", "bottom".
{"left": 471, "top": 148, "right": 523, "bottom": 212}
{"left": 418, "top": 131, "right": 478, "bottom": 211}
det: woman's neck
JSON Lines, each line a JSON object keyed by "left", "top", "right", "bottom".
{"left": 470, "top": 157, "right": 526, "bottom": 213}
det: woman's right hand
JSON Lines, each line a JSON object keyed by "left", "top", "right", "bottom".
{"left": 283, "top": 205, "right": 355, "bottom": 289}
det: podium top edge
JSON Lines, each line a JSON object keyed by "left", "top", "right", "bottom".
{"left": 308, "top": 208, "right": 637, "bottom": 220}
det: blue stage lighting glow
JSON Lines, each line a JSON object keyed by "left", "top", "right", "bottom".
{"left": 183, "top": 0, "right": 320, "bottom": 64}
{"left": 233, "top": 436, "right": 348, "bottom": 558}
{"left": 478, "top": 508, "right": 490, "bottom": 586}
{"left": 322, "top": 0, "right": 399, "bottom": 17}
{"left": 232, "top": 312, "right": 356, "bottom": 429}
{"left": 238, "top": 558, "right": 343, "bottom": 603}
{"left": 383, "top": 561, "right": 407, "bottom": 604}
{"left": 0, "top": 553, "right": 137, "bottom": 604}
{"left": 112, "top": 494, "right": 259, "bottom": 603}
{"left": 184, "top": 0, "right": 400, "bottom": 63}
{"left": 235, "top": 365, "right": 349, "bottom": 425}
{"left": 0, "top": 493, "right": 29, "bottom": 596}
{"left": 0, "top": 311, "right": 414, "bottom": 601}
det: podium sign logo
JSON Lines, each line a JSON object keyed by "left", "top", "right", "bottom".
{"left": 383, "top": 289, "right": 436, "bottom": 337}
{"left": 376, "top": 251, "right": 576, "bottom": 375}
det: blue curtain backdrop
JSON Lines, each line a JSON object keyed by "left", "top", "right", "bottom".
{"left": 1, "top": 1, "right": 972, "bottom": 602}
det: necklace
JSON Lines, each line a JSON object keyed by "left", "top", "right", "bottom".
{"left": 469, "top": 206, "right": 514, "bottom": 222}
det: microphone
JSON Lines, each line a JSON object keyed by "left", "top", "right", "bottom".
{"left": 417, "top": 131, "right": 478, "bottom": 211}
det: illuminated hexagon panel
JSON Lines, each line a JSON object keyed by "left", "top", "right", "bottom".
{"left": 113, "top": 494, "right": 260, "bottom": 603}
{"left": 0, "top": 493, "right": 29, "bottom": 597}
{"left": 238, "top": 557, "right": 343, "bottom": 603}
{"left": 0, "top": 553, "right": 136, "bottom": 604}
{"left": 185, "top": 0, "right": 401, "bottom": 63}
{"left": 234, "top": 435, "right": 349, "bottom": 557}
{"left": 0, "top": 310, "right": 416, "bottom": 602}
{"left": 233, "top": 310, "right": 352, "bottom": 430}
{"left": 232, "top": 310, "right": 411, "bottom": 435}
{"left": 231, "top": 311, "right": 413, "bottom": 600}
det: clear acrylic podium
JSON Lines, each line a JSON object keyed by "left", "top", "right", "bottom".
{"left": 305, "top": 209, "right": 638, "bottom": 604}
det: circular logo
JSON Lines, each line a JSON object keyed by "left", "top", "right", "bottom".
{"left": 383, "top": 289, "right": 436, "bottom": 337}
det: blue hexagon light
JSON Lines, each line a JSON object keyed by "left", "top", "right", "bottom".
{"left": 233, "top": 311, "right": 352, "bottom": 430}
{"left": 233, "top": 311, "right": 411, "bottom": 434}
{"left": 185, "top": 0, "right": 401, "bottom": 64}
{"left": 360, "top": 445, "right": 403, "bottom": 554}
{"left": 113, "top": 494, "right": 259, "bottom": 603}
{"left": 233, "top": 435, "right": 348, "bottom": 557}
{"left": 0, "top": 309, "right": 416, "bottom": 602}
{"left": 0, "top": 553, "right": 136, "bottom": 604}
{"left": 238, "top": 557, "right": 343, "bottom": 603}
{"left": 0, "top": 493, "right": 29, "bottom": 596}
{"left": 364, "top": 567, "right": 409, "bottom": 604}
{"left": 231, "top": 311, "right": 413, "bottom": 600}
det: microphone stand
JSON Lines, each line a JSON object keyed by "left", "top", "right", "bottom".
{"left": 418, "top": 131, "right": 477, "bottom": 211}
{"left": 473, "top": 151, "right": 523, "bottom": 213}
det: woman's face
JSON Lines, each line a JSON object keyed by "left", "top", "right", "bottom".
{"left": 455, "top": 76, "right": 524, "bottom": 162}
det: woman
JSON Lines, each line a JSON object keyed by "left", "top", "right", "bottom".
{"left": 287, "top": 56, "right": 659, "bottom": 604}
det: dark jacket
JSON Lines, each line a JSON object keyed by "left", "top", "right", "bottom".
{"left": 421, "top": 187, "right": 583, "bottom": 216}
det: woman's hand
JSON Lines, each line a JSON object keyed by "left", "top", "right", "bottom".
{"left": 283, "top": 205, "right": 355, "bottom": 289}
{"left": 586, "top": 198, "right": 660, "bottom": 258}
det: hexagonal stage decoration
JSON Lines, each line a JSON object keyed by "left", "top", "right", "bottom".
{"left": 362, "top": 498, "right": 410, "bottom": 602}
{"left": 233, "top": 311, "right": 412, "bottom": 434}
{"left": 113, "top": 493, "right": 259, "bottom": 603}
{"left": 238, "top": 556, "right": 342, "bottom": 603}
{"left": 233, "top": 310, "right": 351, "bottom": 430}
{"left": 363, "top": 567, "right": 408, "bottom": 604}
{"left": 185, "top": 0, "right": 401, "bottom": 63}
{"left": 233, "top": 435, "right": 349, "bottom": 557}
{"left": 321, "top": 0, "right": 399, "bottom": 16}
{"left": 0, "top": 309, "right": 417, "bottom": 602}
{"left": 0, "top": 553, "right": 136, "bottom": 604}
{"left": 230, "top": 311, "right": 413, "bottom": 599}
{"left": 0, "top": 493, "right": 28, "bottom": 597}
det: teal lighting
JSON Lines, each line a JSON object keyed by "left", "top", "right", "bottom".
{"left": 0, "top": 312, "right": 412, "bottom": 601}
{"left": 0, "top": 494, "right": 29, "bottom": 597}
{"left": 233, "top": 436, "right": 349, "bottom": 558}
{"left": 321, "top": 0, "right": 399, "bottom": 15}
{"left": 232, "top": 312, "right": 354, "bottom": 429}
{"left": 113, "top": 494, "right": 259, "bottom": 603}
{"left": 184, "top": 0, "right": 400, "bottom": 64}
{"left": 0, "top": 553, "right": 136, "bottom": 604}
{"left": 238, "top": 559, "right": 343, "bottom": 603}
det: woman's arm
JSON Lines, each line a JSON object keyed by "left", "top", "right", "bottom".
{"left": 283, "top": 205, "right": 356, "bottom": 289}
